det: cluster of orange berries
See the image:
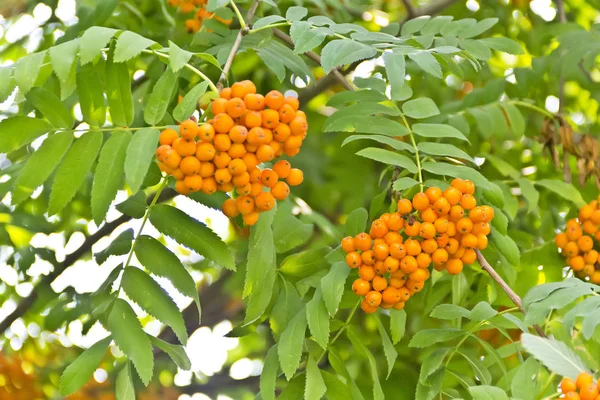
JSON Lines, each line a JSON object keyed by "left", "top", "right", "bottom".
{"left": 167, "top": 0, "right": 232, "bottom": 33}
{"left": 341, "top": 179, "right": 494, "bottom": 314}
{"left": 560, "top": 372, "right": 600, "bottom": 400}
{"left": 555, "top": 196, "right": 600, "bottom": 284}
{"left": 155, "top": 80, "right": 307, "bottom": 226}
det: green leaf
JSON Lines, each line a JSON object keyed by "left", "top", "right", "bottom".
{"left": 422, "top": 16, "right": 454, "bottom": 35}
{"left": 421, "top": 162, "right": 496, "bottom": 191}
{"left": 115, "top": 362, "right": 135, "bottom": 400}
{"left": 14, "top": 51, "right": 46, "bottom": 95}
{"left": 521, "top": 334, "right": 590, "bottom": 379}
{"left": 114, "top": 31, "right": 156, "bottom": 62}
{"left": 280, "top": 247, "right": 330, "bottom": 278}
{"left": 320, "top": 262, "right": 351, "bottom": 316}
{"left": 149, "top": 336, "right": 191, "bottom": 370}
{"left": 535, "top": 179, "right": 585, "bottom": 207}
{"left": 26, "top": 87, "right": 73, "bottom": 129}
{"left": 324, "top": 116, "right": 409, "bottom": 137}
{"left": 0, "top": 66, "right": 14, "bottom": 103}
{"left": 290, "top": 21, "right": 327, "bottom": 54}
{"left": 106, "top": 299, "right": 154, "bottom": 385}
{"left": 393, "top": 177, "right": 419, "bottom": 191}
{"left": 244, "top": 207, "right": 277, "bottom": 324}
{"left": 0, "top": 116, "right": 52, "bottom": 153}
{"left": 345, "top": 207, "right": 368, "bottom": 237}
{"left": 470, "top": 302, "right": 498, "bottom": 321}
{"left": 417, "top": 142, "right": 474, "bottom": 162}
{"left": 77, "top": 63, "right": 106, "bottom": 127}
{"left": 342, "top": 134, "right": 414, "bottom": 153}
{"left": 253, "top": 15, "right": 286, "bottom": 30}
{"left": 144, "top": 68, "right": 179, "bottom": 125}
{"left": 517, "top": 178, "right": 538, "bottom": 214}
{"left": 59, "top": 336, "right": 111, "bottom": 395}
{"left": 135, "top": 235, "right": 200, "bottom": 318}
{"left": 306, "top": 288, "right": 329, "bottom": 349}
{"left": 510, "top": 357, "right": 539, "bottom": 399}
{"left": 322, "top": 370, "right": 353, "bottom": 400}
{"left": 278, "top": 307, "right": 308, "bottom": 380}
{"left": 408, "top": 329, "right": 463, "bottom": 348}
{"left": 376, "top": 316, "right": 397, "bottom": 378}
{"left": 412, "top": 123, "right": 469, "bottom": 141}
{"left": 327, "top": 89, "right": 388, "bottom": 107}
{"left": 305, "top": 356, "right": 327, "bottom": 400}
{"left": 106, "top": 53, "right": 134, "bottom": 127}
{"left": 121, "top": 266, "right": 188, "bottom": 345}
{"left": 270, "top": 277, "right": 303, "bottom": 337}
{"left": 347, "top": 327, "right": 384, "bottom": 400}
{"left": 49, "top": 39, "right": 80, "bottom": 83}
{"left": 48, "top": 131, "right": 103, "bottom": 215}
{"left": 124, "top": 128, "right": 160, "bottom": 193}
{"left": 321, "top": 39, "right": 377, "bottom": 73}
{"left": 286, "top": 6, "right": 308, "bottom": 21}
{"left": 260, "top": 345, "right": 279, "bottom": 400}
{"left": 80, "top": 27, "right": 117, "bottom": 65}
{"left": 490, "top": 227, "right": 519, "bottom": 266}
{"left": 173, "top": 81, "right": 208, "bottom": 122}
{"left": 430, "top": 304, "right": 471, "bottom": 320}
{"left": 356, "top": 148, "right": 418, "bottom": 173}
{"left": 401, "top": 16, "right": 431, "bottom": 35}
{"left": 402, "top": 98, "right": 440, "bottom": 119}
{"left": 460, "top": 39, "right": 492, "bottom": 60}
{"left": 408, "top": 52, "right": 442, "bottom": 78}
{"left": 419, "top": 348, "right": 450, "bottom": 384}
{"left": 468, "top": 386, "right": 509, "bottom": 400}
{"left": 383, "top": 52, "right": 405, "bottom": 100}
{"left": 485, "top": 153, "right": 520, "bottom": 180}
{"left": 12, "top": 131, "right": 73, "bottom": 205}
{"left": 501, "top": 103, "right": 525, "bottom": 136}
{"left": 325, "top": 103, "right": 401, "bottom": 130}
{"left": 92, "top": 132, "right": 131, "bottom": 224}
{"left": 94, "top": 229, "right": 134, "bottom": 264}
{"left": 461, "top": 18, "right": 498, "bottom": 38}
{"left": 150, "top": 204, "right": 235, "bottom": 270}
{"left": 257, "top": 40, "right": 313, "bottom": 83}
{"left": 116, "top": 191, "right": 147, "bottom": 219}
{"left": 168, "top": 41, "right": 192, "bottom": 72}
{"left": 273, "top": 211, "right": 313, "bottom": 253}
{"left": 479, "top": 37, "right": 524, "bottom": 55}
{"left": 390, "top": 309, "right": 406, "bottom": 344}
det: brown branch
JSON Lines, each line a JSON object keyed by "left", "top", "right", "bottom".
{"left": 217, "top": 0, "right": 261, "bottom": 89}
{"left": 180, "top": 370, "right": 259, "bottom": 395}
{"left": 401, "top": 0, "right": 418, "bottom": 19}
{"left": 475, "top": 250, "right": 547, "bottom": 338}
{"left": 0, "top": 189, "right": 176, "bottom": 335}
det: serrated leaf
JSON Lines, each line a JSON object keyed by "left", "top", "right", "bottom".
{"left": 26, "top": 87, "right": 73, "bottom": 129}
{"left": 480, "top": 37, "right": 524, "bottom": 55}
{"left": 535, "top": 179, "right": 585, "bottom": 207}
{"left": 421, "top": 162, "right": 496, "bottom": 191}
{"left": 376, "top": 316, "right": 397, "bottom": 378}
{"left": 383, "top": 52, "right": 405, "bottom": 101}
{"left": 135, "top": 235, "right": 200, "bottom": 319}
{"left": 257, "top": 40, "right": 313, "bottom": 83}
{"left": 325, "top": 103, "right": 401, "bottom": 130}
{"left": 402, "top": 98, "right": 440, "bottom": 119}
{"left": 342, "top": 134, "right": 414, "bottom": 153}
{"left": 149, "top": 336, "right": 191, "bottom": 370}
{"left": 390, "top": 309, "right": 406, "bottom": 344}
{"left": 124, "top": 128, "right": 160, "bottom": 193}
{"left": 419, "top": 348, "right": 450, "bottom": 384}
{"left": 273, "top": 211, "right": 313, "bottom": 253}
{"left": 59, "top": 336, "right": 111, "bottom": 395}
{"left": 356, "top": 148, "right": 418, "bottom": 173}
{"left": 460, "top": 39, "right": 492, "bottom": 60}
{"left": 144, "top": 67, "right": 179, "bottom": 125}
{"left": 305, "top": 356, "right": 326, "bottom": 400}
{"left": 14, "top": 51, "right": 46, "bottom": 95}
{"left": 106, "top": 53, "right": 134, "bottom": 127}
{"left": 290, "top": 21, "right": 327, "bottom": 54}
{"left": 470, "top": 302, "right": 498, "bottom": 321}
{"left": 320, "top": 262, "right": 350, "bottom": 316}
{"left": 347, "top": 327, "right": 384, "bottom": 400}
{"left": 114, "top": 31, "right": 156, "bottom": 62}
{"left": 321, "top": 39, "right": 377, "bottom": 73}
{"left": 48, "top": 131, "right": 103, "bottom": 215}
{"left": 115, "top": 362, "right": 135, "bottom": 400}
{"left": 306, "top": 288, "right": 329, "bottom": 349}
{"left": 49, "top": 39, "right": 80, "bottom": 83}
{"left": 106, "top": 299, "right": 154, "bottom": 385}
{"left": 116, "top": 191, "right": 147, "bottom": 219}
{"left": 260, "top": 345, "right": 279, "bottom": 400}
{"left": 150, "top": 204, "right": 235, "bottom": 270}
{"left": 345, "top": 208, "right": 368, "bottom": 237}
{"left": 173, "top": 81, "right": 208, "bottom": 122}
{"left": 270, "top": 277, "right": 303, "bottom": 337}
{"left": 94, "top": 229, "right": 133, "bottom": 265}
{"left": 468, "top": 386, "right": 509, "bottom": 400}
{"left": 0, "top": 116, "right": 52, "bottom": 153}
{"left": 80, "top": 27, "right": 118, "bottom": 65}
{"left": 325, "top": 116, "right": 409, "bottom": 136}
{"left": 412, "top": 123, "right": 469, "bottom": 141}
{"left": 168, "top": 41, "right": 192, "bottom": 72}
{"left": 12, "top": 131, "right": 73, "bottom": 205}
{"left": 417, "top": 142, "right": 474, "bottom": 162}
{"left": 393, "top": 177, "right": 419, "bottom": 191}
{"left": 490, "top": 227, "right": 519, "bottom": 266}
{"left": 408, "top": 52, "right": 442, "bottom": 78}
{"left": 280, "top": 247, "right": 330, "bottom": 278}
{"left": 77, "top": 63, "right": 106, "bottom": 127}
{"left": 409, "top": 328, "right": 463, "bottom": 348}
{"left": 401, "top": 16, "right": 431, "bottom": 35}
{"left": 485, "top": 153, "right": 520, "bottom": 180}
{"left": 278, "top": 307, "right": 308, "bottom": 380}
{"left": 510, "top": 357, "right": 539, "bottom": 399}
{"left": 327, "top": 89, "right": 387, "bottom": 107}
{"left": 430, "top": 304, "right": 471, "bottom": 320}
{"left": 521, "top": 333, "right": 589, "bottom": 379}
{"left": 461, "top": 18, "right": 498, "bottom": 38}
{"left": 92, "top": 132, "right": 131, "bottom": 224}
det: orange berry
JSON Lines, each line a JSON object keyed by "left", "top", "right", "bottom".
{"left": 591, "top": 209, "right": 600, "bottom": 224}
{"left": 215, "top": 168, "right": 232, "bottom": 185}
{"left": 400, "top": 256, "right": 418, "bottom": 273}
{"left": 289, "top": 116, "right": 308, "bottom": 136}
{"left": 398, "top": 198, "right": 413, "bottom": 214}
{"left": 564, "top": 242, "right": 579, "bottom": 257}
{"left": 471, "top": 222, "right": 491, "bottom": 236}
{"left": 196, "top": 124, "right": 214, "bottom": 142}
{"left": 480, "top": 205, "right": 495, "bottom": 222}
{"left": 346, "top": 251, "right": 362, "bottom": 269}
{"left": 450, "top": 178, "right": 468, "bottom": 194}
{"left": 179, "top": 156, "right": 201, "bottom": 176}
{"left": 582, "top": 221, "right": 598, "bottom": 235}
{"left": 373, "top": 242, "right": 390, "bottom": 261}
{"left": 555, "top": 233, "right": 569, "bottom": 249}
{"left": 180, "top": 120, "right": 198, "bottom": 140}
{"left": 381, "top": 287, "right": 401, "bottom": 305}
{"left": 361, "top": 298, "right": 378, "bottom": 314}
{"left": 420, "top": 222, "right": 436, "bottom": 239}
{"left": 228, "top": 125, "right": 248, "bottom": 144}
{"left": 561, "top": 377, "right": 577, "bottom": 394}
{"left": 461, "top": 233, "right": 478, "bottom": 248}
{"left": 243, "top": 211, "right": 260, "bottom": 226}
{"left": 195, "top": 142, "right": 216, "bottom": 161}
{"left": 214, "top": 134, "right": 232, "bottom": 152}
{"left": 425, "top": 187, "right": 443, "bottom": 204}
{"left": 580, "top": 383, "right": 599, "bottom": 400}
{"left": 416, "top": 253, "right": 431, "bottom": 269}
{"left": 580, "top": 205, "right": 595, "bottom": 221}
{"left": 212, "top": 151, "right": 231, "bottom": 169}
{"left": 164, "top": 149, "right": 182, "bottom": 169}
{"left": 387, "top": 213, "right": 405, "bottom": 231}
{"left": 365, "top": 291, "right": 382, "bottom": 307}
{"left": 460, "top": 194, "right": 476, "bottom": 210}
{"left": 287, "top": 169, "right": 303, "bottom": 186}
{"left": 584, "top": 250, "right": 598, "bottom": 264}
{"left": 421, "top": 239, "right": 438, "bottom": 254}
{"left": 372, "top": 275, "right": 388, "bottom": 291}
{"left": 172, "top": 138, "right": 197, "bottom": 157}
{"left": 160, "top": 128, "right": 179, "bottom": 145}
{"left": 404, "top": 220, "right": 421, "bottom": 237}
{"left": 591, "top": 271, "right": 600, "bottom": 284}
{"left": 569, "top": 256, "right": 585, "bottom": 271}
{"left": 443, "top": 187, "right": 462, "bottom": 205}
{"left": 370, "top": 219, "right": 389, "bottom": 238}
{"left": 405, "top": 239, "right": 422, "bottom": 256}
{"left": 244, "top": 93, "right": 265, "bottom": 111}
{"left": 461, "top": 248, "right": 477, "bottom": 264}
{"left": 247, "top": 127, "right": 266, "bottom": 145}
{"left": 352, "top": 279, "right": 371, "bottom": 296}
{"left": 182, "top": 175, "right": 201, "bottom": 191}
{"left": 412, "top": 193, "right": 429, "bottom": 211}
{"left": 406, "top": 279, "right": 424, "bottom": 293}
{"left": 578, "top": 235, "right": 594, "bottom": 252}
{"left": 384, "top": 231, "right": 403, "bottom": 246}
{"left": 260, "top": 169, "right": 278, "bottom": 188}
{"left": 265, "top": 90, "right": 284, "bottom": 109}
{"left": 449, "top": 205, "right": 465, "bottom": 221}
{"left": 434, "top": 218, "right": 449, "bottom": 233}
{"left": 432, "top": 248, "right": 449, "bottom": 265}
{"left": 255, "top": 192, "right": 276, "bottom": 211}
{"left": 222, "top": 198, "right": 239, "bottom": 218}
{"left": 250, "top": 182, "right": 263, "bottom": 197}
{"left": 201, "top": 176, "right": 217, "bottom": 194}
{"left": 421, "top": 208, "right": 438, "bottom": 223}
{"left": 273, "top": 160, "right": 292, "bottom": 179}
{"left": 410, "top": 267, "right": 430, "bottom": 282}
{"left": 213, "top": 113, "right": 234, "bottom": 133}
{"left": 175, "top": 179, "right": 190, "bottom": 194}
{"left": 261, "top": 109, "right": 280, "bottom": 129}
{"left": 565, "top": 393, "right": 581, "bottom": 400}
{"left": 243, "top": 153, "right": 259, "bottom": 169}
{"left": 283, "top": 96, "right": 299, "bottom": 111}
{"left": 270, "top": 181, "right": 289, "bottom": 200}
{"left": 212, "top": 98, "right": 228, "bottom": 114}
{"left": 341, "top": 236, "right": 356, "bottom": 253}
{"left": 236, "top": 195, "right": 255, "bottom": 215}
{"left": 456, "top": 218, "right": 474, "bottom": 234}
{"left": 231, "top": 81, "right": 251, "bottom": 98}
{"left": 354, "top": 233, "right": 372, "bottom": 251}
{"left": 476, "top": 234, "right": 488, "bottom": 250}
{"left": 358, "top": 265, "right": 376, "bottom": 281}
{"left": 433, "top": 197, "right": 451, "bottom": 214}
{"left": 273, "top": 123, "right": 291, "bottom": 142}
{"left": 256, "top": 144, "right": 275, "bottom": 162}
{"left": 446, "top": 259, "right": 463, "bottom": 274}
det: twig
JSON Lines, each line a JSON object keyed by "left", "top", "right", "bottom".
{"left": 412, "top": 0, "right": 460, "bottom": 18}
{"left": 401, "top": 0, "right": 417, "bottom": 18}
{"left": 217, "top": 0, "right": 261, "bottom": 89}
{"left": 272, "top": 29, "right": 354, "bottom": 91}
{"left": 475, "top": 250, "right": 547, "bottom": 338}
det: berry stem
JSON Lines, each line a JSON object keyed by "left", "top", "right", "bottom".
{"left": 510, "top": 100, "right": 556, "bottom": 120}
{"left": 229, "top": 0, "right": 247, "bottom": 29}
{"left": 316, "top": 298, "right": 361, "bottom": 364}
{"left": 400, "top": 113, "right": 424, "bottom": 192}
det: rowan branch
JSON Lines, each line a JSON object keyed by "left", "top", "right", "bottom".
{"left": 217, "top": 0, "right": 261, "bottom": 89}
{"left": 475, "top": 250, "right": 547, "bottom": 338}
{"left": 554, "top": 0, "right": 572, "bottom": 183}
